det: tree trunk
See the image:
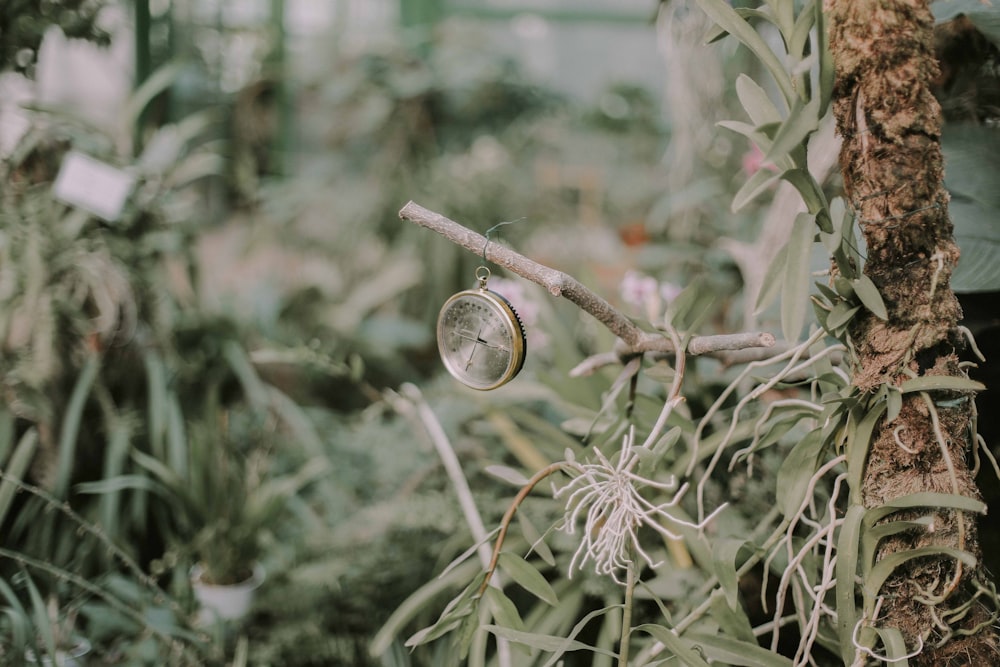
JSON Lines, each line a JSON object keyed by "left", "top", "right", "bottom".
{"left": 826, "top": 0, "right": 1000, "bottom": 663}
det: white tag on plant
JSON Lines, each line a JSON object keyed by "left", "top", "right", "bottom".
{"left": 52, "top": 151, "right": 136, "bottom": 222}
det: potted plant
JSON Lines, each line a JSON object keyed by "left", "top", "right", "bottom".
{"left": 138, "top": 384, "right": 329, "bottom": 623}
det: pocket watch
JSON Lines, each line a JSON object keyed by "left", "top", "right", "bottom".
{"left": 436, "top": 267, "right": 526, "bottom": 390}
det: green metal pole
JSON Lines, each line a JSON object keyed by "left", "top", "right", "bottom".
{"left": 134, "top": 0, "right": 151, "bottom": 150}
{"left": 268, "top": 0, "right": 289, "bottom": 176}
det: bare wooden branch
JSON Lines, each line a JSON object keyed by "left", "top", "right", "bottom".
{"left": 400, "top": 200, "right": 775, "bottom": 359}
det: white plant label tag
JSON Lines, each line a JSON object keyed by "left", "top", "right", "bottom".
{"left": 52, "top": 151, "right": 136, "bottom": 222}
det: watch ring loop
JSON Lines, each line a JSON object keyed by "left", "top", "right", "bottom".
{"left": 475, "top": 265, "right": 491, "bottom": 288}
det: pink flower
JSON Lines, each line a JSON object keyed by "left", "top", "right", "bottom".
{"left": 741, "top": 144, "right": 778, "bottom": 177}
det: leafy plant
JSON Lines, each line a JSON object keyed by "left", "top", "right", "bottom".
{"left": 378, "top": 0, "right": 999, "bottom": 665}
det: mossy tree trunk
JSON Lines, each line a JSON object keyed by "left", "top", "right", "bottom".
{"left": 827, "top": 0, "right": 1000, "bottom": 663}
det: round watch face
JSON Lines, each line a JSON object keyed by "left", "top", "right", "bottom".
{"left": 436, "top": 288, "right": 526, "bottom": 390}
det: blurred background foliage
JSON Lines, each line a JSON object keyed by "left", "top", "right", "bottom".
{"left": 0, "top": 0, "right": 997, "bottom": 666}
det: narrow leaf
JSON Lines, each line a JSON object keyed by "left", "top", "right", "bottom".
{"left": 633, "top": 624, "right": 711, "bottom": 667}
{"left": 540, "top": 603, "right": 623, "bottom": 667}
{"left": 864, "top": 492, "right": 987, "bottom": 525}
{"left": 776, "top": 429, "right": 825, "bottom": 517}
{"left": 371, "top": 559, "right": 481, "bottom": 656}
{"left": 732, "top": 168, "right": 783, "bottom": 212}
{"left": 836, "top": 504, "right": 864, "bottom": 665}
{"left": 816, "top": 0, "right": 834, "bottom": 113}
{"left": 709, "top": 595, "right": 757, "bottom": 644}
{"left": 781, "top": 169, "right": 831, "bottom": 230}
{"left": 0, "top": 429, "right": 38, "bottom": 529}
{"left": 497, "top": 551, "right": 558, "bottom": 606}
{"left": 852, "top": 275, "right": 888, "bottom": 320}
{"left": 517, "top": 512, "right": 556, "bottom": 566}
{"left": 485, "top": 465, "right": 530, "bottom": 487}
{"left": 483, "top": 585, "right": 525, "bottom": 632}
{"left": 484, "top": 624, "right": 618, "bottom": 657}
{"left": 75, "top": 475, "right": 163, "bottom": 495}
{"left": 825, "top": 304, "right": 861, "bottom": 332}
{"left": 781, "top": 212, "right": 816, "bottom": 342}
{"left": 848, "top": 402, "right": 888, "bottom": 505}
{"left": 899, "top": 375, "right": 985, "bottom": 394}
{"left": 692, "top": 0, "right": 796, "bottom": 105}
{"left": 712, "top": 538, "right": 749, "bottom": 610}
{"left": 754, "top": 244, "right": 789, "bottom": 315}
{"left": 54, "top": 353, "right": 100, "bottom": 498}
{"left": 875, "top": 626, "right": 912, "bottom": 665}
{"left": 865, "top": 547, "right": 977, "bottom": 600}
{"left": 735, "top": 74, "right": 784, "bottom": 125}
{"left": 765, "top": 96, "right": 820, "bottom": 167}
{"left": 687, "top": 632, "right": 794, "bottom": 666}
{"left": 886, "top": 387, "right": 903, "bottom": 424}
{"left": 788, "top": 0, "right": 817, "bottom": 61}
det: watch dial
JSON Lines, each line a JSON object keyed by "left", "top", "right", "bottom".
{"left": 437, "top": 290, "right": 525, "bottom": 390}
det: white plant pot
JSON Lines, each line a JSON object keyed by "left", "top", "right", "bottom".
{"left": 25, "top": 637, "right": 92, "bottom": 667}
{"left": 191, "top": 562, "right": 265, "bottom": 623}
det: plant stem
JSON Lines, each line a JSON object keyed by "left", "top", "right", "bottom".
{"left": 477, "top": 461, "right": 568, "bottom": 597}
{"left": 619, "top": 557, "right": 636, "bottom": 667}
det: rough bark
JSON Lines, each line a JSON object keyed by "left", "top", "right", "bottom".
{"left": 827, "top": 0, "right": 1000, "bottom": 663}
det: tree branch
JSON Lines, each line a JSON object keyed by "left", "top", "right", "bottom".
{"left": 399, "top": 201, "right": 775, "bottom": 360}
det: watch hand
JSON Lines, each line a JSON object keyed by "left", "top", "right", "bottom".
{"left": 453, "top": 330, "right": 509, "bottom": 352}
{"left": 465, "top": 326, "right": 484, "bottom": 370}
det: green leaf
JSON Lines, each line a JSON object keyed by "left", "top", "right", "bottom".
{"left": 860, "top": 518, "right": 936, "bottom": 574}
{"left": 709, "top": 594, "right": 757, "bottom": 644}
{"left": 825, "top": 303, "right": 860, "bottom": 333}
{"left": 693, "top": 0, "right": 796, "bottom": 105}
{"left": 712, "top": 538, "right": 750, "bottom": 611}
{"left": 517, "top": 512, "right": 556, "bottom": 567}
{"left": 732, "top": 167, "right": 783, "bottom": 212}
{"left": 484, "top": 624, "right": 618, "bottom": 658}
{"left": 899, "top": 375, "right": 985, "bottom": 394}
{"left": 864, "top": 492, "right": 987, "bottom": 525}
{"left": 781, "top": 212, "right": 817, "bottom": 342}
{"left": 687, "top": 632, "right": 795, "bottom": 666}
{"left": 123, "top": 62, "right": 183, "bottom": 132}
{"left": 816, "top": 0, "right": 834, "bottom": 113}
{"left": 776, "top": 429, "right": 825, "bottom": 517}
{"left": 485, "top": 465, "right": 530, "bottom": 487}
{"left": 717, "top": 119, "right": 773, "bottom": 145}
{"left": 847, "top": 402, "right": 888, "bottom": 505}
{"left": 0, "top": 429, "right": 38, "bottom": 529}
{"left": 735, "top": 74, "right": 784, "bottom": 126}
{"left": 497, "top": 551, "right": 558, "bottom": 606}
{"left": 455, "top": 608, "right": 481, "bottom": 659}
{"left": 540, "top": 604, "right": 623, "bottom": 667}
{"left": 54, "top": 353, "right": 100, "bottom": 498}
{"left": 852, "top": 276, "right": 888, "bottom": 320}
{"left": 483, "top": 585, "right": 525, "bottom": 632}
{"left": 836, "top": 504, "right": 865, "bottom": 665}
{"left": 875, "top": 626, "right": 912, "bottom": 665}
{"left": 100, "top": 419, "right": 132, "bottom": 545}
{"left": 886, "top": 386, "right": 903, "bottom": 424}
{"left": 633, "top": 624, "right": 711, "bottom": 667}
{"left": 781, "top": 169, "right": 832, "bottom": 231}
{"left": 371, "top": 559, "right": 482, "bottom": 657}
{"left": 25, "top": 572, "right": 57, "bottom": 663}
{"left": 754, "top": 243, "right": 788, "bottom": 315}
{"left": 787, "top": 0, "right": 817, "bottom": 62}
{"left": 75, "top": 474, "right": 163, "bottom": 495}
{"left": 865, "top": 547, "right": 977, "bottom": 600}
{"left": 765, "top": 96, "right": 820, "bottom": 167}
